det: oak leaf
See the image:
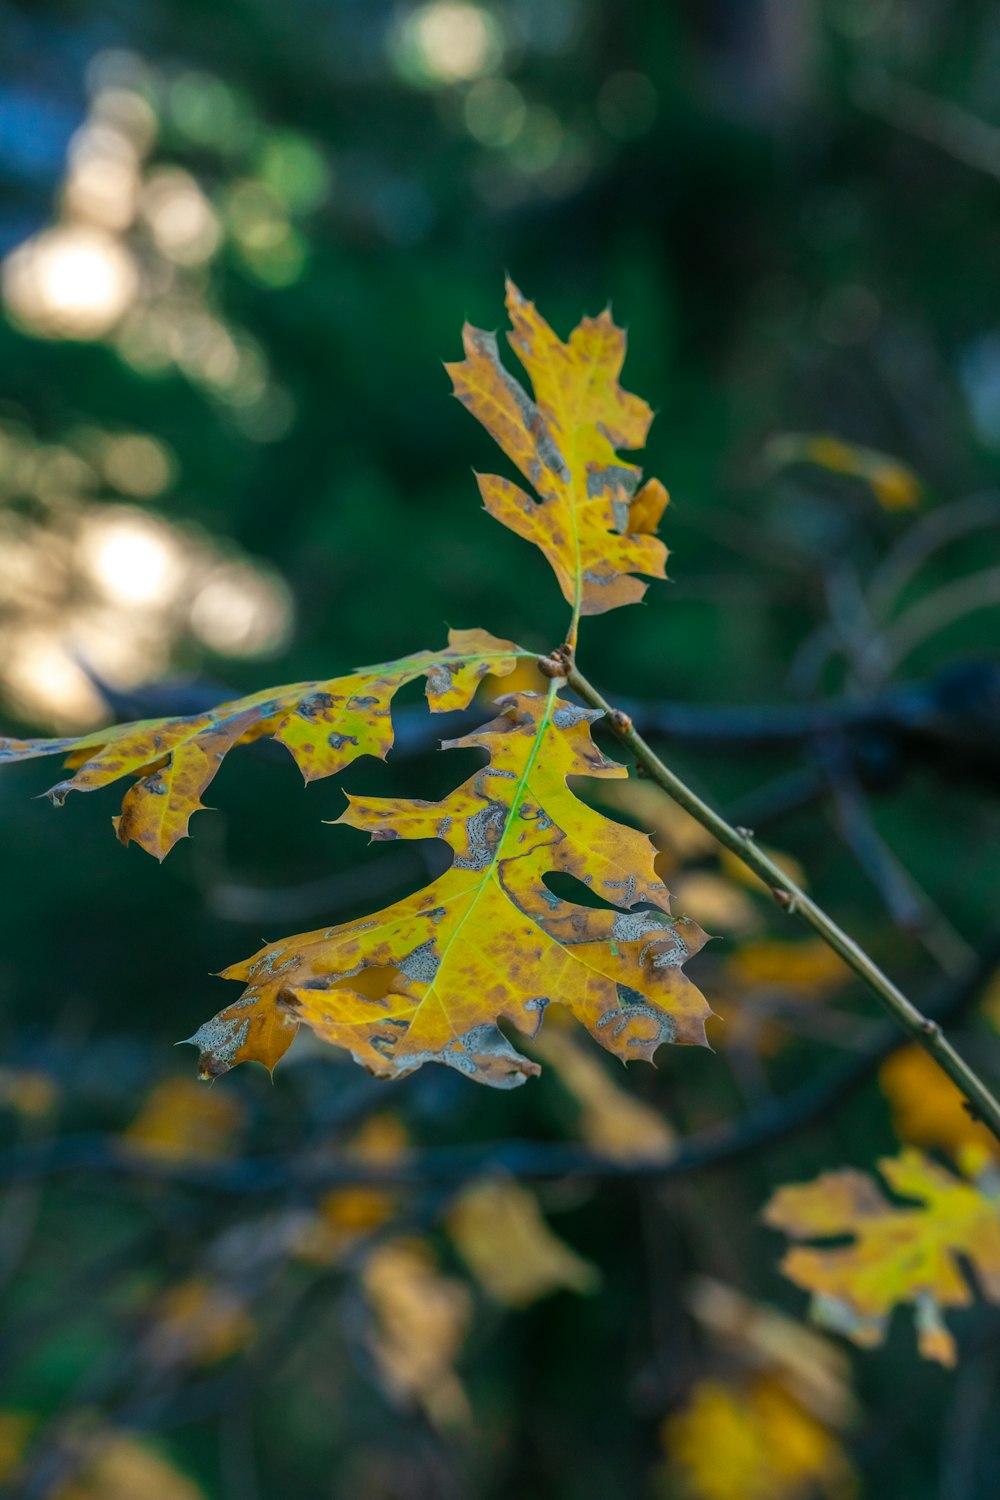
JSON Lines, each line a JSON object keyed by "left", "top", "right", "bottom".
{"left": 122, "top": 1076, "right": 242, "bottom": 1161}
{"left": 0, "top": 628, "right": 524, "bottom": 859}
{"left": 763, "top": 1148, "right": 1000, "bottom": 1365}
{"left": 447, "top": 279, "right": 668, "bottom": 620}
{"left": 529, "top": 1014, "right": 676, "bottom": 1163}
{"left": 880, "top": 1045, "right": 998, "bottom": 1177}
{"left": 147, "top": 1278, "right": 255, "bottom": 1368}
{"left": 0, "top": 1413, "right": 33, "bottom": 1487}
{"left": 361, "top": 1238, "right": 471, "bottom": 1426}
{"left": 192, "top": 689, "right": 711, "bottom": 1085}
{"left": 664, "top": 1377, "right": 855, "bottom": 1500}
{"left": 764, "top": 432, "right": 921, "bottom": 511}
{"left": 296, "top": 1114, "right": 409, "bottom": 1264}
{"left": 53, "top": 1433, "right": 207, "bottom": 1500}
{"left": 446, "top": 1178, "right": 599, "bottom": 1306}
{"left": 684, "top": 1277, "right": 857, "bottom": 1428}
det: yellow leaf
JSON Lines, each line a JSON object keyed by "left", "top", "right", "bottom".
{"left": 597, "top": 780, "right": 716, "bottom": 868}
{"left": 664, "top": 1377, "right": 855, "bottom": 1500}
{"left": 880, "top": 1045, "right": 998, "bottom": 1176}
{"left": 123, "top": 1076, "right": 242, "bottom": 1160}
{"left": 447, "top": 1178, "right": 599, "bottom": 1306}
{"left": 530, "top": 1018, "right": 675, "bottom": 1163}
{"left": 54, "top": 1434, "right": 206, "bottom": 1500}
{"left": 720, "top": 845, "right": 806, "bottom": 896}
{"left": 297, "top": 1113, "right": 409, "bottom": 1264}
{"left": 480, "top": 653, "right": 548, "bottom": 699}
{"left": 0, "top": 628, "right": 525, "bottom": 859}
{"left": 147, "top": 1278, "right": 255, "bottom": 1367}
{"left": 764, "top": 433, "right": 921, "bottom": 511}
{"left": 0, "top": 1412, "right": 33, "bottom": 1485}
{"left": 0, "top": 1067, "right": 58, "bottom": 1119}
{"left": 979, "top": 966, "right": 1000, "bottom": 1032}
{"left": 362, "top": 1238, "right": 471, "bottom": 1426}
{"left": 446, "top": 279, "right": 668, "bottom": 624}
{"left": 196, "top": 691, "right": 712, "bottom": 1086}
{"left": 726, "top": 938, "right": 848, "bottom": 996}
{"left": 672, "top": 872, "right": 760, "bottom": 935}
{"left": 684, "top": 1278, "right": 857, "bottom": 1428}
{"left": 764, "top": 1148, "right": 1000, "bottom": 1364}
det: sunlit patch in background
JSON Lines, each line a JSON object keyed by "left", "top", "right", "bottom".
{"left": 0, "top": 17, "right": 662, "bottom": 737}
{"left": 189, "top": 563, "right": 294, "bottom": 656}
{"left": 2, "top": 225, "right": 139, "bottom": 339}
{"left": 0, "top": 49, "right": 322, "bottom": 444}
{"left": 0, "top": 419, "right": 293, "bottom": 731}
{"left": 77, "top": 508, "right": 186, "bottom": 608}
{"left": 462, "top": 77, "right": 526, "bottom": 147}
{"left": 391, "top": 2, "right": 505, "bottom": 87}
{"left": 141, "top": 168, "right": 220, "bottom": 266}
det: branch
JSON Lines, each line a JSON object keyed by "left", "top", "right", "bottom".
{"left": 560, "top": 653, "right": 1000, "bottom": 1146}
{"left": 2, "top": 936, "right": 997, "bottom": 1195}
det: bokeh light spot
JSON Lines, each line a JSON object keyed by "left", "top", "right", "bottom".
{"left": 3, "top": 226, "right": 139, "bottom": 340}
{"left": 464, "top": 79, "right": 526, "bottom": 148}
{"left": 391, "top": 3, "right": 504, "bottom": 88}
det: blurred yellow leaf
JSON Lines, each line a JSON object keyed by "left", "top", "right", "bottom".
{"left": 764, "top": 433, "right": 921, "bottom": 511}
{"left": 297, "top": 1113, "right": 409, "bottom": 1265}
{"left": 362, "top": 1238, "right": 471, "bottom": 1426}
{"left": 54, "top": 1434, "right": 206, "bottom": 1500}
{"left": 725, "top": 938, "right": 847, "bottom": 997}
{"left": 979, "top": 967, "right": 1000, "bottom": 1033}
{"left": 764, "top": 1149, "right": 1000, "bottom": 1365}
{"left": 530, "top": 1019, "right": 675, "bottom": 1164}
{"left": 664, "top": 1377, "right": 855, "bottom": 1500}
{"left": 147, "top": 1277, "right": 255, "bottom": 1367}
{"left": 597, "top": 780, "right": 715, "bottom": 870}
{"left": 720, "top": 845, "right": 806, "bottom": 896}
{"left": 880, "top": 1045, "right": 997, "bottom": 1176}
{"left": 0, "top": 1412, "right": 33, "bottom": 1485}
{"left": 672, "top": 872, "right": 760, "bottom": 935}
{"left": 684, "top": 1278, "right": 857, "bottom": 1428}
{"left": 123, "top": 1076, "right": 241, "bottom": 1161}
{"left": 447, "top": 1178, "right": 599, "bottom": 1306}
{"left": 0, "top": 1068, "right": 58, "bottom": 1119}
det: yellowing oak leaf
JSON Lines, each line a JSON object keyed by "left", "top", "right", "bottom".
{"left": 0, "top": 628, "right": 524, "bottom": 859}
{"left": 446, "top": 1178, "right": 599, "bottom": 1306}
{"left": 146, "top": 1278, "right": 255, "bottom": 1368}
{"left": 122, "top": 1076, "right": 242, "bottom": 1161}
{"left": 192, "top": 688, "right": 711, "bottom": 1086}
{"left": 447, "top": 279, "right": 668, "bottom": 626}
{"left": 296, "top": 1114, "right": 409, "bottom": 1265}
{"left": 880, "top": 1045, "right": 999, "bottom": 1177}
{"left": 529, "top": 1015, "right": 676, "bottom": 1164}
{"left": 53, "top": 1433, "right": 207, "bottom": 1500}
{"left": 663, "top": 1377, "right": 855, "bottom": 1500}
{"left": 362, "top": 1238, "right": 472, "bottom": 1427}
{"left": 764, "top": 1149, "right": 1000, "bottom": 1365}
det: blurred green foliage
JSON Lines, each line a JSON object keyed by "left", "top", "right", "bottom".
{"left": 2, "top": 1, "right": 1000, "bottom": 1497}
